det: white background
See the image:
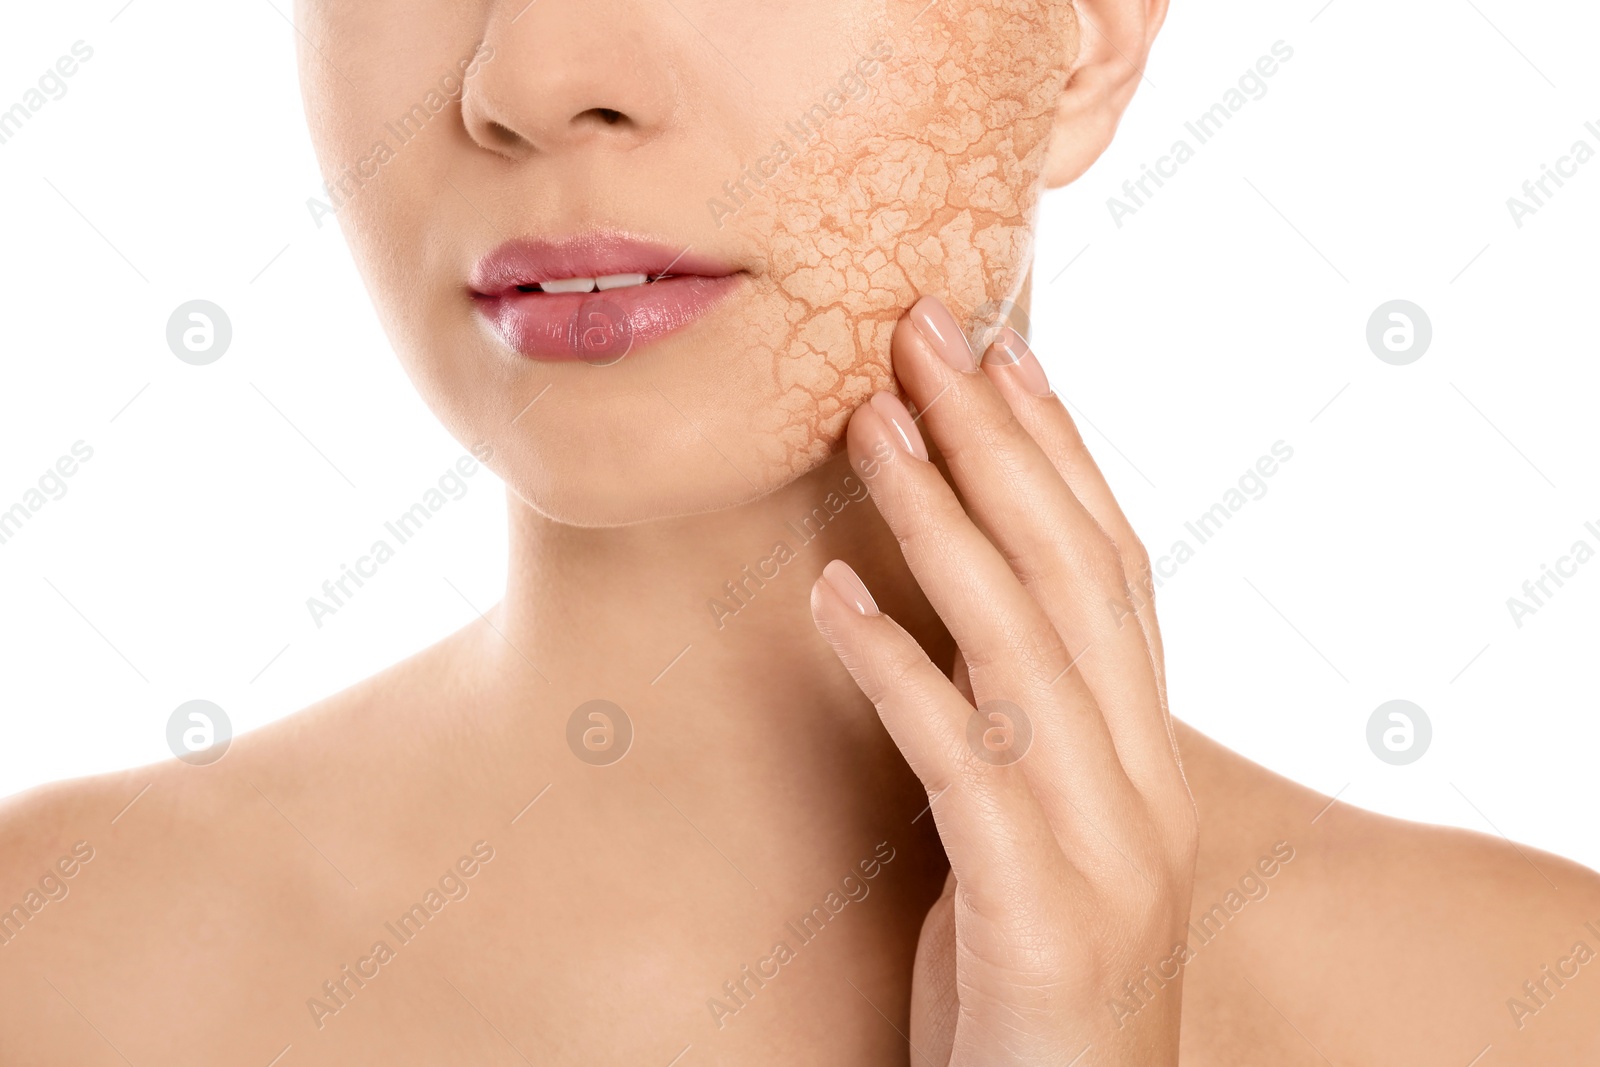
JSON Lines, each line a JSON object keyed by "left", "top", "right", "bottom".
{"left": 1, "top": 0, "right": 1596, "bottom": 871}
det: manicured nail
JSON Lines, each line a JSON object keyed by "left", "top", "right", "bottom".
{"left": 822, "top": 560, "right": 879, "bottom": 616}
{"left": 869, "top": 391, "right": 929, "bottom": 461}
{"left": 988, "top": 327, "right": 1051, "bottom": 397}
{"left": 911, "top": 295, "right": 976, "bottom": 373}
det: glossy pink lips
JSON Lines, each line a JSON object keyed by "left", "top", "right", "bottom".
{"left": 470, "top": 233, "right": 741, "bottom": 363}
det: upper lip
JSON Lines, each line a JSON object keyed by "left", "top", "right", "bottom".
{"left": 469, "top": 232, "right": 739, "bottom": 297}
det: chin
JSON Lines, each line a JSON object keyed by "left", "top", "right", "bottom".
{"left": 465, "top": 395, "right": 841, "bottom": 529}
{"left": 502, "top": 455, "right": 807, "bottom": 529}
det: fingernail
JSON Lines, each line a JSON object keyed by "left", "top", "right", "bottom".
{"left": 869, "top": 391, "right": 929, "bottom": 461}
{"left": 989, "top": 327, "right": 1051, "bottom": 397}
{"left": 911, "top": 296, "right": 976, "bottom": 373}
{"left": 822, "top": 560, "right": 879, "bottom": 616}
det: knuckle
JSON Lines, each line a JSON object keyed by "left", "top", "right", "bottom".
{"left": 965, "top": 622, "right": 1069, "bottom": 688}
{"left": 1077, "top": 529, "right": 1127, "bottom": 592}
{"left": 1122, "top": 536, "right": 1153, "bottom": 587}
{"left": 1083, "top": 523, "right": 1122, "bottom": 566}
{"left": 1121, "top": 538, "right": 1156, "bottom": 612}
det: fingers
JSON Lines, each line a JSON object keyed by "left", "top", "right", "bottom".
{"left": 808, "top": 564, "right": 1072, "bottom": 909}
{"left": 891, "top": 299, "right": 1180, "bottom": 805}
{"left": 843, "top": 383, "right": 1145, "bottom": 840}
{"left": 982, "top": 328, "right": 1186, "bottom": 825}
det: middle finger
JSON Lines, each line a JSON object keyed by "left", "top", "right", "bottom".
{"left": 891, "top": 296, "right": 1177, "bottom": 802}
{"left": 846, "top": 387, "right": 1142, "bottom": 840}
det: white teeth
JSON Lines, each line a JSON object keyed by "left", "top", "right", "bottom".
{"left": 534, "top": 273, "right": 652, "bottom": 293}
{"left": 539, "top": 277, "right": 597, "bottom": 294}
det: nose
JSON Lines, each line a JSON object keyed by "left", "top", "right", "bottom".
{"left": 463, "top": 2, "right": 678, "bottom": 159}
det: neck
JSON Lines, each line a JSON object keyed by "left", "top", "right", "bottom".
{"left": 498, "top": 450, "right": 950, "bottom": 726}
{"left": 489, "top": 450, "right": 952, "bottom": 877}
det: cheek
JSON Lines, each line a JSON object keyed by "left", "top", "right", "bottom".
{"left": 720, "top": 3, "right": 1069, "bottom": 480}
{"left": 296, "top": 4, "right": 484, "bottom": 344}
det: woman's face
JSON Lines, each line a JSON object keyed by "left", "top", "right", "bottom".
{"left": 297, "top": 0, "right": 1075, "bottom": 525}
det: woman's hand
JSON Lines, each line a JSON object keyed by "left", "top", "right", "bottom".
{"left": 810, "top": 296, "right": 1197, "bottom": 1066}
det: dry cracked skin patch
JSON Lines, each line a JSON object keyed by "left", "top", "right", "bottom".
{"left": 708, "top": 0, "right": 1075, "bottom": 481}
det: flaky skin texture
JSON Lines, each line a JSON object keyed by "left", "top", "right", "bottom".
{"left": 727, "top": 2, "right": 1074, "bottom": 478}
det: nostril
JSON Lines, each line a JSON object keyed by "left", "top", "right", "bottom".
{"left": 582, "top": 107, "right": 627, "bottom": 126}
{"left": 484, "top": 120, "right": 522, "bottom": 147}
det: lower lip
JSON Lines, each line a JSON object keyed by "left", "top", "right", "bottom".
{"left": 474, "top": 275, "right": 741, "bottom": 363}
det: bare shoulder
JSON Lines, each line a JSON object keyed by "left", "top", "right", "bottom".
{"left": 0, "top": 622, "right": 481, "bottom": 993}
{"left": 0, "top": 767, "right": 143, "bottom": 910}
{"left": 0, "top": 621, "right": 522, "bottom": 1061}
{"left": 1176, "top": 724, "right": 1600, "bottom": 1065}
{"left": 0, "top": 757, "right": 219, "bottom": 1014}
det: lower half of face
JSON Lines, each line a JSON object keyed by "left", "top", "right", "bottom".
{"left": 299, "top": 0, "right": 1072, "bottom": 525}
